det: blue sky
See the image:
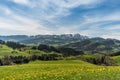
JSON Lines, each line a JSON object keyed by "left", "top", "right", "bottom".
{"left": 0, "top": 0, "right": 120, "bottom": 39}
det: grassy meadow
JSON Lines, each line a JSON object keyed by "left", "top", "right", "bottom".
{"left": 1, "top": 60, "right": 120, "bottom": 80}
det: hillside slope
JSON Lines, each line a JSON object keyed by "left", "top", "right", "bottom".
{"left": 0, "top": 45, "right": 29, "bottom": 58}
{"left": 62, "top": 38, "right": 120, "bottom": 54}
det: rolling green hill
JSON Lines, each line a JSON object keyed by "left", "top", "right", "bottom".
{"left": 0, "top": 45, "right": 30, "bottom": 58}
{"left": 62, "top": 38, "right": 120, "bottom": 54}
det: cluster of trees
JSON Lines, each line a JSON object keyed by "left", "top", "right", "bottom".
{"left": 0, "top": 53, "right": 63, "bottom": 66}
{"left": 0, "top": 56, "right": 29, "bottom": 66}
{"left": 109, "top": 51, "right": 120, "bottom": 56}
{"left": 85, "top": 55, "right": 115, "bottom": 66}
{"left": 0, "top": 40, "right": 26, "bottom": 49}
{"left": 65, "top": 54, "right": 117, "bottom": 66}
{"left": 36, "top": 44, "right": 84, "bottom": 57}
{"left": 6, "top": 41, "right": 26, "bottom": 49}
{"left": 0, "top": 40, "right": 5, "bottom": 44}
{"left": 31, "top": 53, "right": 63, "bottom": 61}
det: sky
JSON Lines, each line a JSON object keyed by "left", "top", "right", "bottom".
{"left": 0, "top": 0, "right": 120, "bottom": 40}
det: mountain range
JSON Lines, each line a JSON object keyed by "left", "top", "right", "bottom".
{"left": 0, "top": 34, "right": 88, "bottom": 46}
{"left": 0, "top": 34, "right": 120, "bottom": 54}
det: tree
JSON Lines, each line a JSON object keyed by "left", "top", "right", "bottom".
{"left": 6, "top": 41, "right": 26, "bottom": 49}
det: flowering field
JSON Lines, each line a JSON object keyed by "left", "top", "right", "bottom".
{"left": 0, "top": 60, "right": 120, "bottom": 80}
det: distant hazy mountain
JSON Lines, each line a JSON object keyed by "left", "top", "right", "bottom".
{"left": 0, "top": 34, "right": 88, "bottom": 46}
{"left": 20, "top": 34, "right": 88, "bottom": 46}
{"left": 0, "top": 35, "right": 28, "bottom": 41}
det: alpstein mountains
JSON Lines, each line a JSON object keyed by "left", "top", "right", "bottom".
{"left": 0, "top": 34, "right": 88, "bottom": 46}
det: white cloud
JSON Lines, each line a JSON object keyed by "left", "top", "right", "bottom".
{"left": 81, "top": 12, "right": 120, "bottom": 25}
{"left": 19, "top": 0, "right": 103, "bottom": 22}
{"left": 0, "top": 17, "right": 53, "bottom": 35}
{"left": 74, "top": 11, "right": 120, "bottom": 39}
{"left": 79, "top": 12, "right": 120, "bottom": 28}
{"left": 61, "top": 0, "right": 101, "bottom": 8}
{"left": 106, "top": 25, "right": 120, "bottom": 30}
{"left": 8, "top": 0, "right": 104, "bottom": 23}
{"left": 0, "top": 6, "right": 12, "bottom": 15}
{"left": 0, "top": 6, "right": 53, "bottom": 35}
{"left": 102, "top": 35, "right": 120, "bottom": 40}
{"left": 0, "top": 5, "right": 53, "bottom": 35}
{"left": 11, "top": 0, "right": 30, "bottom": 4}
{"left": 12, "top": 0, "right": 100, "bottom": 8}
{"left": 53, "top": 26, "right": 78, "bottom": 34}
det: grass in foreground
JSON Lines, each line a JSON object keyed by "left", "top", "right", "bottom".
{"left": 0, "top": 60, "right": 120, "bottom": 80}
